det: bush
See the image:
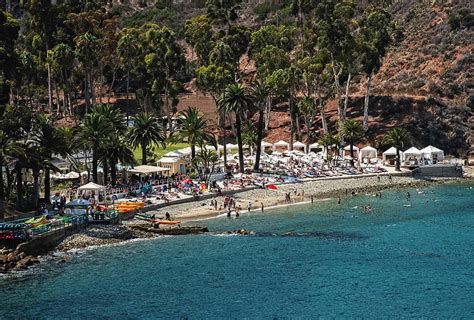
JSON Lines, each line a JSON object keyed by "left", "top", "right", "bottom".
{"left": 254, "top": 1, "right": 272, "bottom": 21}
{"left": 448, "top": 7, "right": 474, "bottom": 30}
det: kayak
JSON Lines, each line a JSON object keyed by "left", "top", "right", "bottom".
{"left": 155, "top": 220, "right": 181, "bottom": 225}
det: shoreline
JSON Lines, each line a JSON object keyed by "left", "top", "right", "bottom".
{"left": 1, "top": 175, "right": 471, "bottom": 274}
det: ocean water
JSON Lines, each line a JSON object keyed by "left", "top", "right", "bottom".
{"left": 1, "top": 182, "right": 473, "bottom": 318}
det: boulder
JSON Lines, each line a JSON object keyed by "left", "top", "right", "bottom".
{"left": 6, "top": 252, "right": 18, "bottom": 262}
{"left": 14, "top": 256, "right": 39, "bottom": 270}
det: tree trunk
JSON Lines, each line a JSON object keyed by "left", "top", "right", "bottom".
{"left": 235, "top": 113, "right": 244, "bottom": 174}
{"left": 305, "top": 117, "right": 311, "bottom": 153}
{"left": 0, "top": 157, "right": 4, "bottom": 202}
{"left": 343, "top": 72, "right": 352, "bottom": 123}
{"left": 47, "top": 62, "right": 53, "bottom": 113}
{"left": 90, "top": 71, "right": 96, "bottom": 108}
{"left": 318, "top": 90, "right": 328, "bottom": 134}
{"left": 110, "top": 157, "right": 117, "bottom": 187}
{"left": 395, "top": 149, "right": 401, "bottom": 171}
{"left": 289, "top": 97, "right": 295, "bottom": 150}
{"left": 85, "top": 75, "right": 91, "bottom": 112}
{"left": 33, "top": 168, "right": 40, "bottom": 208}
{"left": 44, "top": 167, "right": 51, "bottom": 204}
{"left": 222, "top": 112, "right": 227, "bottom": 168}
{"left": 141, "top": 141, "right": 147, "bottom": 165}
{"left": 92, "top": 148, "right": 99, "bottom": 183}
{"left": 331, "top": 62, "right": 343, "bottom": 127}
{"left": 254, "top": 108, "right": 264, "bottom": 171}
{"left": 15, "top": 166, "right": 22, "bottom": 209}
{"left": 363, "top": 73, "right": 372, "bottom": 132}
{"left": 264, "top": 95, "right": 272, "bottom": 131}
{"left": 350, "top": 140, "right": 355, "bottom": 167}
{"left": 126, "top": 69, "right": 130, "bottom": 109}
{"left": 191, "top": 144, "right": 196, "bottom": 160}
{"left": 103, "top": 159, "right": 108, "bottom": 185}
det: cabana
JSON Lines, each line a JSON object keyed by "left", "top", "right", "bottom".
{"left": 261, "top": 140, "right": 274, "bottom": 152}
{"left": 128, "top": 165, "right": 170, "bottom": 175}
{"left": 382, "top": 147, "right": 398, "bottom": 165}
{"left": 309, "top": 142, "right": 322, "bottom": 153}
{"left": 343, "top": 145, "right": 359, "bottom": 159}
{"left": 157, "top": 157, "right": 189, "bottom": 175}
{"left": 273, "top": 140, "right": 289, "bottom": 151}
{"left": 77, "top": 182, "right": 106, "bottom": 202}
{"left": 403, "top": 147, "right": 422, "bottom": 165}
{"left": 359, "top": 146, "right": 378, "bottom": 164}
{"left": 420, "top": 145, "right": 444, "bottom": 164}
{"left": 292, "top": 141, "right": 306, "bottom": 153}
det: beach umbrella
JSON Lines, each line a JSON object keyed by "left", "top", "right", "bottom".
{"left": 267, "top": 184, "right": 278, "bottom": 190}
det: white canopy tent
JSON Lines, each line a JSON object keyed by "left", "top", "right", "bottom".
{"left": 359, "top": 146, "right": 378, "bottom": 164}
{"left": 261, "top": 140, "right": 274, "bottom": 152}
{"left": 403, "top": 147, "right": 422, "bottom": 164}
{"left": 343, "top": 145, "right": 360, "bottom": 158}
{"left": 128, "top": 165, "right": 170, "bottom": 175}
{"left": 292, "top": 141, "right": 306, "bottom": 153}
{"left": 420, "top": 145, "right": 444, "bottom": 164}
{"left": 309, "top": 142, "right": 321, "bottom": 152}
{"left": 273, "top": 140, "right": 289, "bottom": 151}
{"left": 77, "top": 182, "right": 106, "bottom": 201}
{"left": 382, "top": 147, "right": 398, "bottom": 162}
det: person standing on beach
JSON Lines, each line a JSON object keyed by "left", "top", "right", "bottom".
{"left": 388, "top": 174, "right": 392, "bottom": 182}
{"left": 247, "top": 201, "right": 252, "bottom": 212}
{"left": 338, "top": 196, "right": 341, "bottom": 205}
{"left": 311, "top": 195, "right": 314, "bottom": 204}
{"left": 261, "top": 202, "right": 264, "bottom": 212}
{"left": 214, "top": 200, "right": 218, "bottom": 210}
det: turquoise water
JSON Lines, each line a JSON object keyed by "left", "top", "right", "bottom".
{"left": 1, "top": 182, "right": 473, "bottom": 318}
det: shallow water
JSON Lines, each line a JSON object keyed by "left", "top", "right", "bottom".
{"left": 1, "top": 182, "right": 473, "bottom": 318}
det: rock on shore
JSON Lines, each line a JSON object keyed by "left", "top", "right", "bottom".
{"left": 0, "top": 249, "right": 40, "bottom": 273}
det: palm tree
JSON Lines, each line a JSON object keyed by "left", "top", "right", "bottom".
{"left": 252, "top": 80, "right": 271, "bottom": 171}
{"left": 0, "top": 131, "right": 24, "bottom": 216}
{"left": 319, "top": 133, "right": 337, "bottom": 165}
{"left": 105, "top": 135, "right": 135, "bottom": 186}
{"left": 383, "top": 128, "right": 411, "bottom": 171}
{"left": 341, "top": 119, "right": 363, "bottom": 167}
{"left": 173, "top": 106, "right": 215, "bottom": 160}
{"left": 75, "top": 112, "right": 113, "bottom": 183}
{"left": 127, "top": 112, "right": 166, "bottom": 165}
{"left": 33, "top": 115, "right": 70, "bottom": 203}
{"left": 193, "top": 147, "right": 220, "bottom": 186}
{"left": 218, "top": 83, "right": 254, "bottom": 173}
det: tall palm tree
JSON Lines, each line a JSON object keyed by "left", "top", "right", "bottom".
{"left": 75, "top": 112, "right": 113, "bottom": 183}
{"left": 105, "top": 135, "right": 135, "bottom": 186}
{"left": 383, "top": 128, "right": 411, "bottom": 171}
{"left": 252, "top": 80, "right": 271, "bottom": 171}
{"left": 218, "top": 83, "right": 254, "bottom": 173}
{"left": 174, "top": 106, "right": 215, "bottom": 160}
{"left": 341, "top": 119, "right": 363, "bottom": 167}
{"left": 127, "top": 112, "right": 166, "bottom": 165}
{"left": 0, "top": 131, "right": 24, "bottom": 216}
{"left": 33, "top": 114, "right": 70, "bottom": 203}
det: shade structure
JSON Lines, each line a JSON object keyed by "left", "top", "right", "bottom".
{"left": 292, "top": 141, "right": 307, "bottom": 153}
{"left": 273, "top": 140, "right": 289, "bottom": 151}
{"left": 420, "top": 145, "right": 444, "bottom": 163}
{"left": 309, "top": 143, "right": 322, "bottom": 152}
{"left": 164, "top": 151, "right": 184, "bottom": 157}
{"left": 66, "top": 199, "right": 92, "bottom": 208}
{"left": 128, "top": 165, "right": 170, "bottom": 174}
{"left": 261, "top": 140, "right": 273, "bottom": 148}
{"left": 403, "top": 147, "right": 422, "bottom": 164}
{"left": 343, "top": 145, "right": 360, "bottom": 158}
{"left": 359, "top": 146, "right": 377, "bottom": 162}
{"left": 225, "top": 143, "right": 238, "bottom": 149}
{"left": 78, "top": 182, "right": 105, "bottom": 191}
{"left": 382, "top": 147, "right": 398, "bottom": 162}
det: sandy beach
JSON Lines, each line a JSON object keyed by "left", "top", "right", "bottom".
{"left": 146, "top": 173, "right": 463, "bottom": 222}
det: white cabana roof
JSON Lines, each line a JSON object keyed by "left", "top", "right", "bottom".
{"left": 159, "top": 157, "right": 180, "bottom": 163}
{"left": 293, "top": 141, "right": 306, "bottom": 148}
{"left": 261, "top": 140, "right": 273, "bottom": 147}
{"left": 383, "top": 147, "right": 397, "bottom": 155}
{"left": 217, "top": 144, "right": 225, "bottom": 150}
{"left": 225, "top": 143, "right": 238, "bottom": 149}
{"left": 128, "top": 165, "right": 170, "bottom": 174}
{"left": 78, "top": 182, "right": 105, "bottom": 191}
{"left": 404, "top": 147, "right": 421, "bottom": 155}
{"left": 361, "top": 146, "right": 377, "bottom": 151}
{"left": 309, "top": 142, "right": 321, "bottom": 149}
{"left": 420, "top": 145, "right": 443, "bottom": 154}
{"left": 344, "top": 145, "right": 359, "bottom": 151}
{"left": 274, "top": 140, "right": 289, "bottom": 146}
{"left": 164, "top": 151, "right": 184, "bottom": 157}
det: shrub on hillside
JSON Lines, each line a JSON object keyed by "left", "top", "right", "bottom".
{"left": 448, "top": 7, "right": 474, "bottom": 30}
